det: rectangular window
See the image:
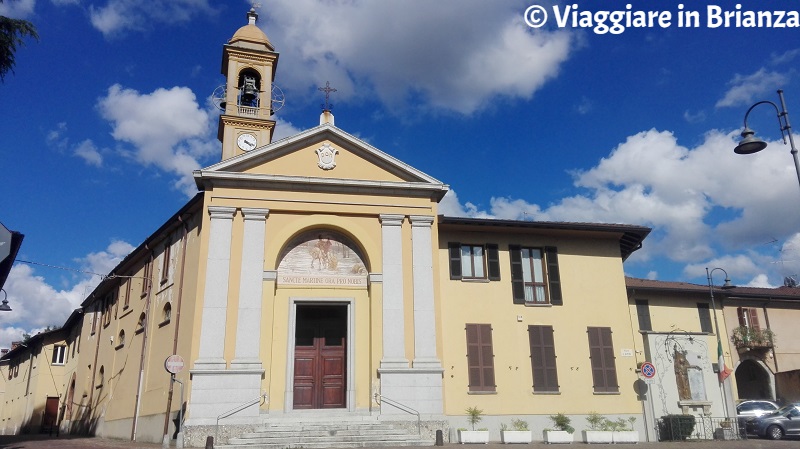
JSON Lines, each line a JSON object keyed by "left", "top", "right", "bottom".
{"left": 635, "top": 300, "right": 652, "bottom": 331}
{"left": 466, "top": 323, "right": 495, "bottom": 392}
{"left": 51, "top": 345, "right": 66, "bottom": 365}
{"left": 697, "top": 303, "right": 713, "bottom": 333}
{"left": 448, "top": 243, "right": 500, "bottom": 281}
{"left": 738, "top": 307, "right": 760, "bottom": 330}
{"left": 587, "top": 326, "right": 619, "bottom": 393}
{"left": 91, "top": 304, "right": 98, "bottom": 334}
{"left": 123, "top": 278, "right": 131, "bottom": 309}
{"left": 528, "top": 325, "right": 559, "bottom": 392}
{"left": 160, "top": 240, "right": 171, "bottom": 284}
{"left": 510, "top": 246, "right": 562, "bottom": 305}
{"left": 141, "top": 257, "right": 153, "bottom": 298}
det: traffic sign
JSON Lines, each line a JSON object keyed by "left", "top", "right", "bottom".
{"left": 641, "top": 361, "right": 656, "bottom": 379}
{"left": 164, "top": 354, "right": 185, "bottom": 374}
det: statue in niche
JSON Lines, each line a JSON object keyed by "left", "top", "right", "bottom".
{"left": 674, "top": 347, "right": 692, "bottom": 400}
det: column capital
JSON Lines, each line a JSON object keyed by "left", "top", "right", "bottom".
{"left": 379, "top": 214, "right": 405, "bottom": 226}
{"left": 207, "top": 206, "right": 237, "bottom": 219}
{"left": 241, "top": 207, "right": 269, "bottom": 221}
{"left": 409, "top": 215, "right": 435, "bottom": 227}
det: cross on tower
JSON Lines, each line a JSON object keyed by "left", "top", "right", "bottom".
{"left": 318, "top": 81, "right": 337, "bottom": 111}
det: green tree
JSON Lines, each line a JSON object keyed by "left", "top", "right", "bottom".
{"left": 0, "top": 0, "right": 38, "bottom": 82}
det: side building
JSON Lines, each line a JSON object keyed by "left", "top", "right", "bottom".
{"left": 626, "top": 277, "right": 800, "bottom": 437}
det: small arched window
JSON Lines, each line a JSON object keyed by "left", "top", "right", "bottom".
{"left": 97, "top": 366, "right": 105, "bottom": 389}
{"left": 116, "top": 330, "right": 125, "bottom": 350}
{"left": 136, "top": 313, "right": 146, "bottom": 333}
{"left": 160, "top": 303, "right": 172, "bottom": 326}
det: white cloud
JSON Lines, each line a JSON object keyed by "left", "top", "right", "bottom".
{"left": 442, "top": 128, "right": 800, "bottom": 285}
{"left": 716, "top": 68, "right": 788, "bottom": 108}
{"left": 683, "top": 109, "right": 706, "bottom": 124}
{"left": 0, "top": 240, "right": 133, "bottom": 349}
{"left": 88, "top": 0, "right": 215, "bottom": 38}
{"left": 97, "top": 84, "right": 216, "bottom": 196}
{"left": 74, "top": 139, "right": 103, "bottom": 167}
{"left": 0, "top": 0, "right": 35, "bottom": 18}
{"left": 264, "top": 0, "right": 574, "bottom": 114}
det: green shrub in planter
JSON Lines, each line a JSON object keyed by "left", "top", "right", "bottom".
{"left": 658, "top": 414, "right": 695, "bottom": 441}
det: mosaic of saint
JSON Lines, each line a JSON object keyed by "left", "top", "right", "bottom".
{"left": 277, "top": 231, "right": 368, "bottom": 287}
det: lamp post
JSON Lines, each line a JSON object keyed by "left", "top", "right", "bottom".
{"left": 706, "top": 267, "right": 734, "bottom": 419}
{"left": 0, "top": 289, "right": 10, "bottom": 312}
{"left": 734, "top": 89, "right": 800, "bottom": 193}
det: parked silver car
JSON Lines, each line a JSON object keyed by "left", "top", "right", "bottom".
{"left": 745, "top": 403, "right": 800, "bottom": 440}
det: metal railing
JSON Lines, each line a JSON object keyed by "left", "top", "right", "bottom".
{"left": 373, "top": 393, "right": 421, "bottom": 435}
{"left": 656, "top": 415, "right": 746, "bottom": 441}
{"left": 215, "top": 393, "right": 268, "bottom": 444}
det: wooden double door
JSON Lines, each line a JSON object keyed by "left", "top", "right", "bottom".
{"left": 293, "top": 305, "right": 347, "bottom": 409}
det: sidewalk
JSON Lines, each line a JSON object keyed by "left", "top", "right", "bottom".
{"left": 0, "top": 433, "right": 798, "bottom": 449}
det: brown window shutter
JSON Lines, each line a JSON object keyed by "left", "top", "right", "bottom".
{"left": 697, "top": 303, "right": 713, "bottom": 333}
{"left": 449, "top": 243, "right": 462, "bottom": 280}
{"left": 529, "top": 325, "right": 559, "bottom": 392}
{"left": 509, "top": 245, "right": 525, "bottom": 304}
{"left": 737, "top": 307, "right": 746, "bottom": 327}
{"left": 587, "top": 327, "right": 618, "bottom": 393}
{"left": 748, "top": 308, "right": 760, "bottom": 331}
{"left": 466, "top": 323, "right": 495, "bottom": 392}
{"left": 487, "top": 244, "right": 501, "bottom": 281}
{"left": 545, "top": 247, "right": 562, "bottom": 305}
{"left": 635, "top": 300, "right": 652, "bottom": 331}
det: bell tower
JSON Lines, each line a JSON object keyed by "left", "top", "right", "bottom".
{"left": 218, "top": 8, "right": 279, "bottom": 160}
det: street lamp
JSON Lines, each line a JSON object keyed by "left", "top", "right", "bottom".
{"left": 0, "top": 289, "right": 10, "bottom": 312}
{"left": 706, "top": 267, "right": 735, "bottom": 419}
{"left": 734, "top": 89, "right": 800, "bottom": 193}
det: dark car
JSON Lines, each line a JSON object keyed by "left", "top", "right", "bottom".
{"left": 745, "top": 403, "right": 800, "bottom": 440}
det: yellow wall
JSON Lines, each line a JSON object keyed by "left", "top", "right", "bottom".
{"left": 439, "top": 230, "right": 640, "bottom": 416}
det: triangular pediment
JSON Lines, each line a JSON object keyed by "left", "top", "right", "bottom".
{"left": 194, "top": 124, "right": 448, "bottom": 200}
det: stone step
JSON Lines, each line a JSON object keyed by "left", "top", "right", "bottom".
{"left": 218, "top": 440, "right": 433, "bottom": 449}
{"left": 218, "top": 419, "right": 432, "bottom": 449}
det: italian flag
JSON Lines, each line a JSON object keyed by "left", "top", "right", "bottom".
{"left": 718, "top": 340, "right": 732, "bottom": 382}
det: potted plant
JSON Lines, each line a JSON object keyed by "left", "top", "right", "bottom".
{"left": 611, "top": 417, "right": 639, "bottom": 443}
{"left": 500, "top": 418, "right": 532, "bottom": 444}
{"left": 544, "top": 413, "right": 574, "bottom": 444}
{"left": 459, "top": 406, "right": 489, "bottom": 444}
{"left": 582, "top": 412, "right": 613, "bottom": 444}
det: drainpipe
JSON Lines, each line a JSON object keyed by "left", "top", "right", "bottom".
{"left": 131, "top": 252, "right": 153, "bottom": 441}
{"left": 163, "top": 216, "right": 190, "bottom": 445}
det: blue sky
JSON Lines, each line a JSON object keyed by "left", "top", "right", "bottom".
{"left": 2, "top": 0, "right": 800, "bottom": 347}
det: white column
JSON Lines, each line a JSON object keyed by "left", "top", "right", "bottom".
{"left": 409, "top": 215, "right": 441, "bottom": 369}
{"left": 194, "top": 206, "right": 236, "bottom": 370}
{"left": 379, "top": 214, "right": 408, "bottom": 369}
{"left": 231, "top": 208, "right": 269, "bottom": 370}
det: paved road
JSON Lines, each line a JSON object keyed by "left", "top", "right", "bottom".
{"left": 0, "top": 434, "right": 799, "bottom": 449}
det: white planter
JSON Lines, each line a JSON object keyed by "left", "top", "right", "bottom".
{"left": 501, "top": 430, "right": 532, "bottom": 444}
{"left": 612, "top": 430, "right": 639, "bottom": 443}
{"left": 459, "top": 430, "right": 489, "bottom": 444}
{"left": 543, "top": 430, "right": 574, "bottom": 443}
{"left": 582, "top": 430, "right": 613, "bottom": 444}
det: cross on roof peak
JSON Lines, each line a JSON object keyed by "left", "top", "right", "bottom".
{"left": 318, "top": 81, "right": 337, "bottom": 112}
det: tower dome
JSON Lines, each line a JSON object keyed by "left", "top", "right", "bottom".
{"left": 229, "top": 8, "right": 274, "bottom": 51}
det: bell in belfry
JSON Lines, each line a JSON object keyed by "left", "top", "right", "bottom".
{"left": 240, "top": 75, "right": 259, "bottom": 106}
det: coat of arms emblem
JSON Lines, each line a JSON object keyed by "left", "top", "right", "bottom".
{"left": 315, "top": 143, "right": 339, "bottom": 170}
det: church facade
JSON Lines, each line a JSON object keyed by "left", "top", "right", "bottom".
{"left": 0, "top": 9, "right": 667, "bottom": 446}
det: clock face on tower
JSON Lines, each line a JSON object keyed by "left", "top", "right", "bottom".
{"left": 237, "top": 133, "right": 257, "bottom": 151}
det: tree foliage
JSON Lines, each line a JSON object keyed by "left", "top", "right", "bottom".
{"left": 0, "top": 0, "right": 39, "bottom": 82}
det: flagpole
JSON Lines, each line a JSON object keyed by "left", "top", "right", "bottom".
{"left": 706, "top": 267, "right": 734, "bottom": 420}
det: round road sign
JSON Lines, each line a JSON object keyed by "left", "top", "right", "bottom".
{"left": 641, "top": 361, "right": 656, "bottom": 379}
{"left": 164, "top": 354, "right": 185, "bottom": 374}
